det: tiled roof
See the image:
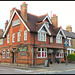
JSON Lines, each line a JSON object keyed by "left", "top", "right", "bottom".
{"left": 63, "top": 30, "right": 75, "bottom": 39}
{"left": 16, "top": 9, "right": 48, "bottom": 32}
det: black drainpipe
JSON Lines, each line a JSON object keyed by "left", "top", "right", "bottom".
{"left": 33, "top": 32, "right": 35, "bottom": 65}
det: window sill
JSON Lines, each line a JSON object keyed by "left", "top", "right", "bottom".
{"left": 37, "top": 57, "right": 47, "bottom": 58}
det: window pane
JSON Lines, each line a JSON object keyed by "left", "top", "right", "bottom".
{"left": 42, "top": 52, "right": 44, "bottom": 57}
{"left": 45, "top": 52, "right": 46, "bottom": 57}
{"left": 38, "top": 52, "right": 41, "bottom": 57}
{"left": 42, "top": 48, "right": 44, "bottom": 51}
{"left": 38, "top": 48, "right": 40, "bottom": 51}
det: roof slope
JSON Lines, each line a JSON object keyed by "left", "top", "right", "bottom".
{"left": 63, "top": 30, "right": 75, "bottom": 39}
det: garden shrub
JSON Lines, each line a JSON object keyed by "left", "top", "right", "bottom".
{"left": 67, "top": 53, "right": 75, "bottom": 62}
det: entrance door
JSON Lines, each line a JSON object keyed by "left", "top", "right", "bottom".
{"left": 12, "top": 50, "right": 16, "bottom": 63}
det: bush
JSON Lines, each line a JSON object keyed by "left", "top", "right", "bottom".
{"left": 67, "top": 53, "right": 75, "bottom": 62}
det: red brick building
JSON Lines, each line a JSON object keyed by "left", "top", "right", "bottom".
{"left": 0, "top": 2, "right": 66, "bottom": 66}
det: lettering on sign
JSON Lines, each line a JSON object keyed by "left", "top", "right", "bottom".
{"left": 20, "top": 52, "right": 26, "bottom": 56}
{"left": 18, "top": 47, "right": 28, "bottom": 52}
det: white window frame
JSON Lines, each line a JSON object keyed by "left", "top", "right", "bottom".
{"left": 50, "top": 36, "right": 53, "bottom": 43}
{"left": 56, "top": 50, "right": 64, "bottom": 58}
{"left": 0, "top": 39, "right": 3, "bottom": 45}
{"left": 56, "top": 34, "right": 62, "bottom": 44}
{"left": 24, "top": 30, "right": 27, "bottom": 41}
{"left": 2, "top": 50, "right": 5, "bottom": 58}
{"left": 37, "top": 48, "right": 47, "bottom": 58}
{"left": 67, "top": 38, "right": 71, "bottom": 47}
{"left": 17, "top": 32, "right": 20, "bottom": 42}
{"left": 7, "top": 33, "right": 9, "bottom": 44}
{"left": 38, "top": 30, "right": 46, "bottom": 42}
{"left": 6, "top": 49, "right": 10, "bottom": 58}
{"left": 12, "top": 19, "right": 20, "bottom": 26}
{"left": 12, "top": 33, "right": 15, "bottom": 43}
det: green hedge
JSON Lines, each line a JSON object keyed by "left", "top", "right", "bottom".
{"left": 67, "top": 53, "right": 75, "bottom": 61}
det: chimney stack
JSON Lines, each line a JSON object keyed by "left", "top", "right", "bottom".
{"left": 66, "top": 25, "right": 72, "bottom": 32}
{"left": 51, "top": 14, "right": 58, "bottom": 28}
{"left": 5, "top": 20, "right": 8, "bottom": 30}
{"left": 20, "top": 2, "right": 28, "bottom": 20}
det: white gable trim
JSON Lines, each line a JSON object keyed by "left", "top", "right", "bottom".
{"left": 3, "top": 9, "right": 30, "bottom": 37}
{"left": 38, "top": 22, "right": 51, "bottom": 35}
{"left": 57, "top": 28, "right": 66, "bottom": 38}
{"left": 43, "top": 15, "right": 52, "bottom": 24}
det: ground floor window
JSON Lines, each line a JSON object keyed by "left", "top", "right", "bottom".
{"left": 37, "top": 48, "right": 47, "bottom": 58}
{"left": 68, "top": 50, "right": 70, "bottom": 54}
{"left": 71, "top": 50, "right": 74, "bottom": 54}
{"left": 6, "top": 49, "right": 10, "bottom": 58}
{"left": 56, "top": 49, "right": 64, "bottom": 58}
{"left": 2, "top": 50, "right": 5, "bottom": 58}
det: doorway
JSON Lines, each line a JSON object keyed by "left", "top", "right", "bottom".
{"left": 12, "top": 49, "right": 16, "bottom": 63}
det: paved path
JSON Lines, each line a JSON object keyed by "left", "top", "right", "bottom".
{"left": 0, "top": 63, "right": 75, "bottom": 74}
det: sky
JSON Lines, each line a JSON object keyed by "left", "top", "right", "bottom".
{"left": 0, "top": 1, "right": 75, "bottom": 32}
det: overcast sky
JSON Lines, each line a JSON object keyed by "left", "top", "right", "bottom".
{"left": 0, "top": 1, "right": 75, "bottom": 32}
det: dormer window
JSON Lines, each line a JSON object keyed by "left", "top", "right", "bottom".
{"left": 12, "top": 19, "right": 20, "bottom": 26}
{"left": 38, "top": 30, "right": 46, "bottom": 42}
{"left": 56, "top": 34, "right": 62, "bottom": 44}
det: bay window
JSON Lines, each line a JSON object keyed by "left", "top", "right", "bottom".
{"left": 37, "top": 48, "right": 47, "bottom": 58}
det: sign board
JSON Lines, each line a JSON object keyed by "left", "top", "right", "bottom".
{"left": 18, "top": 47, "right": 28, "bottom": 52}
{"left": 65, "top": 53, "right": 67, "bottom": 56}
{"left": 64, "top": 39, "right": 69, "bottom": 46}
{"left": 20, "top": 52, "right": 26, "bottom": 56}
{"left": 44, "top": 60, "right": 48, "bottom": 67}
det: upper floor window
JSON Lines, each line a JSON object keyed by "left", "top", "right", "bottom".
{"left": 67, "top": 38, "right": 71, "bottom": 47}
{"left": 2, "top": 50, "right": 5, "bottom": 58}
{"left": 0, "top": 39, "right": 3, "bottom": 45}
{"left": 38, "top": 31, "right": 46, "bottom": 41}
{"left": 12, "top": 19, "right": 20, "bottom": 26}
{"left": 56, "top": 34, "right": 62, "bottom": 44}
{"left": 17, "top": 32, "right": 20, "bottom": 42}
{"left": 50, "top": 36, "right": 53, "bottom": 43}
{"left": 6, "top": 49, "right": 10, "bottom": 58}
{"left": 12, "top": 33, "right": 15, "bottom": 43}
{"left": 24, "top": 30, "right": 27, "bottom": 41}
{"left": 7, "top": 33, "right": 9, "bottom": 44}
{"left": 37, "top": 48, "right": 47, "bottom": 58}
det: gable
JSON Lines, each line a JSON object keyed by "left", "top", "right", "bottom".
{"left": 38, "top": 22, "right": 51, "bottom": 35}
{"left": 43, "top": 15, "right": 52, "bottom": 25}
{"left": 41, "top": 26, "right": 47, "bottom": 32}
{"left": 3, "top": 9, "right": 30, "bottom": 37}
{"left": 57, "top": 28, "right": 66, "bottom": 38}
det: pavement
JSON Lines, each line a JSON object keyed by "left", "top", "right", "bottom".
{"left": 0, "top": 62, "right": 75, "bottom": 73}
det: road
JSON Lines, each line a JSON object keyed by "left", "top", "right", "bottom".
{"left": 0, "top": 66, "right": 75, "bottom": 74}
{"left": 52, "top": 69, "right": 75, "bottom": 74}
